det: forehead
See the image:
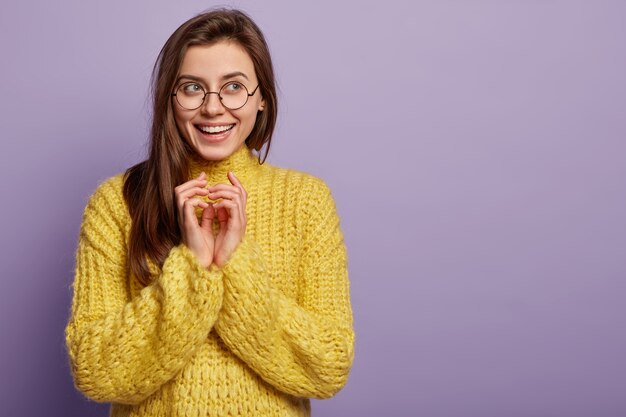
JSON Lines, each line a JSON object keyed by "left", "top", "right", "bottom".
{"left": 179, "top": 41, "right": 256, "bottom": 80}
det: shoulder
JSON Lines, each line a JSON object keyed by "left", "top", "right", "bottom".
{"left": 260, "top": 162, "right": 335, "bottom": 200}
{"left": 81, "top": 173, "right": 129, "bottom": 235}
{"left": 262, "top": 166, "right": 345, "bottom": 249}
{"left": 85, "top": 173, "right": 126, "bottom": 213}
{"left": 260, "top": 163, "right": 338, "bottom": 223}
{"left": 88, "top": 173, "right": 125, "bottom": 201}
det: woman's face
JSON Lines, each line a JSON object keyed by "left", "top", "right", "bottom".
{"left": 173, "top": 41, "right": 265, "bottom": 161}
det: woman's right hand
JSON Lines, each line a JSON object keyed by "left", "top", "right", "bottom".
{"left": 175, "top": 171, "right": 215, "bottom": 268}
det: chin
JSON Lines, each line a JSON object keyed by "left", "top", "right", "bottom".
{"left": 194, "top": 141, "right": 243, "bottom": 162}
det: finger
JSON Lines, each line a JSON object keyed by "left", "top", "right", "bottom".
{"left": 207, "top": 185, "right": 242, "bottom": 207}
{"left": 228, "top": 172, "right": 248, "bottom": 203}
{"left": 210, "top": 190, "right": 245, "bottom": 227}
{"left": 175, "top": 175, "right": 208, "bottom": 196}
{"left": 176, "top": 183, "right": 209, "bottom": 214}
{"left": 177, "top": 186, "right": 210, "bottom": 202}
{"left": 182, "top": 198, "right": 208, "bottom": 229}
{"left": 210, "top": 176, "right": 246, "bottom": 198}
{"left": 228, "top": 171, "right": 242, "bottom": 187}
{"left": 200, "top": 203, "right": 215, "bottom": 232}
{"left": 207, "top": 181, "right": 246, "bottom": 212}
{"left": 214, "top": 203, "right": 229, "bottom": 226}
{"left": 207, "top": 183, "right": 240, "bottom": 193}
{"left": 175, "top": 174, "right": 207, "bottom": 192}
{"left": 207, "top": 189, "right": 242, "bottom": 203}
{"left": 176, "top": 181, "right": 208, "bottom": 198}
{"left": 183, "top": 197, "right": 209, "bottom": 211}
{"left": 176, "top": 186, "right": 210, "bottom": 210}
{"left": 213, "top": 200, "right": 242, "bottom": 231}
{"left": 177, "top": 194, "right": 208, "bottom": 224}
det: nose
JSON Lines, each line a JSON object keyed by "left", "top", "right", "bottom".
{"left": 201, "top": 91, "right": 225, "bottom": 116}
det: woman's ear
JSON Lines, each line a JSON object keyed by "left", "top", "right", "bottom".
{"left": 258, "top": 97, "right": 266, "bottom": 111}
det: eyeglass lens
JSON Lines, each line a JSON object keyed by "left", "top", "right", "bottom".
{"left": 175, "top": 82, "right": 250, "bottom": 110}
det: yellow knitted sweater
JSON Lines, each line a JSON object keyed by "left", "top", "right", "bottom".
{"left": 64, "top": 145, "right": 354, "bottom": 417}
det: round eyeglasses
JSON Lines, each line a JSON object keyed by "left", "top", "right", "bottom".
{"left": 172, "top": 81, "right": 260, "bottom": 111}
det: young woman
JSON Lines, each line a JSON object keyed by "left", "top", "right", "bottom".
{"left": 64, "top": 8, "right": 354, "bottom": 417}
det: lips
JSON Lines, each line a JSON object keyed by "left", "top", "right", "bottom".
{"left": 195, "top": 123, "right": 235, "bottom": 134}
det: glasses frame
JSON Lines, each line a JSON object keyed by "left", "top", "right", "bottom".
{"left": 171, "top": 81, "right": 260, "bottom": 111}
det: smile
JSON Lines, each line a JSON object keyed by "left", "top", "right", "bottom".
{"left": 195, "top": 124, "right": 235, "bottom": 134}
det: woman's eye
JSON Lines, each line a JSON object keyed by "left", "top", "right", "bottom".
{"left": 182, "top": 83, "right": 202, "bottom": 94}
{"left": 223, "top": 82, "right": 242, "bottom": 93}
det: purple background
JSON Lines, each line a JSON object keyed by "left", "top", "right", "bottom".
{"left": 1, "top": 1, "right": 625, "bottom": 416}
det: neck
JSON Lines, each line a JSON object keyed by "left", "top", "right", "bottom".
{"left": 188, "top": 145, "right": 261, "bottom": 185}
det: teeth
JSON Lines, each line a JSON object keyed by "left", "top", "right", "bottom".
{"left": 199, "top": 124, "right": 233, "bottom": 133}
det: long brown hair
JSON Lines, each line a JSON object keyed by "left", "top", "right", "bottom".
{"left": 123, "top": 9, "right": 278, "bottom": 285}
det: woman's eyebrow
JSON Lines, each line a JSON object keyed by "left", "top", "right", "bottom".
{"left": 177, "top": 74, "right": 206, "bottom": 84}
{"left": 220, "top": 71, "right": 249, "bottom": 81}
{"left": 177, "top": 72, "right": 249, "bottom": 84}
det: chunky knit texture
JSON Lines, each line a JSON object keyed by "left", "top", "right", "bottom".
{"left": 64, "top": 145, "right": 354, "bottom": 417}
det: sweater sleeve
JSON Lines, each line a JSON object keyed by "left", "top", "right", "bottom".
{"left": 213, "top": 178, "right": 355, "bottom": 399}
{"left": 64, "top": 176, "right": 224, "bottom": 405}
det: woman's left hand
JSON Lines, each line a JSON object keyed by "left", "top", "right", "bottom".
{"left": 208, "top": 171, "right": 247, "bottom": 267}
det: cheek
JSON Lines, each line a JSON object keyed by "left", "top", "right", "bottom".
{"left": 173, "top": 109, "right": 193, "bottom": 133}
{"left": 241, "top": 108, "right": 260, "bottom": 126}
{"left": 172, "top": 112, "right": 193, "bottom": 143}
{"left": 172, "top": 107, "right": 182, "bottom": 126}
{"left": 172, "top": 116, "right": 185, "bottom": 138}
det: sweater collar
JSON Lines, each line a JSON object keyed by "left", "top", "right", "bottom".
{"left": 188, "top": 145, "right": 261, "bottom": 186}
